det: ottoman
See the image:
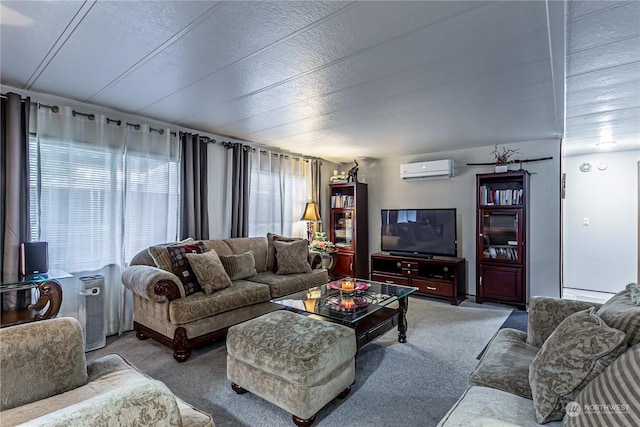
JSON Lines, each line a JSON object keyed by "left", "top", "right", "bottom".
{"left": 226, "top": 310, "right": 356, "bottom": 426}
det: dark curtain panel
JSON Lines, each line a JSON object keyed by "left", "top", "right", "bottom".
{"left": 311, "top": 160, "right": 322, "bottom": 231}
{"left": 180, "top": 133, "right": 209, "bottom": 240}
{"left": 230, "top": 143, "right": 249, "bottom": 238}
{"left": 1, "top": 93, "right": 31, "bottom": 309}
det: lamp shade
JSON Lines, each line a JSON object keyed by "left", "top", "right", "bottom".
{"left": 300, "top": 202, "right": 321, "bottom": 221}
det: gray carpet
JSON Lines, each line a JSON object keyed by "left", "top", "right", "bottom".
{"left": 88, "top": 297, "right": 511, "bottom": 427}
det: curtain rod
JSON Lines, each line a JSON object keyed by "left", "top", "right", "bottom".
{"left": 220, "top": 141, "right": 322, "bottom": 164}
{"left": 5, "top": 89, "right": 323, "bottom": 160}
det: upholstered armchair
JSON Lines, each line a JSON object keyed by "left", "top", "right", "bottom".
{"left": 0, "top": 317, "right": 214, "bottom": 426}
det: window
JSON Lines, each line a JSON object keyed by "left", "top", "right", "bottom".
{"left": 29, "top": 135, "right": 180, "bottom": 272}
{"left": 248, "top": 152, "right": 310, "bottom": 238}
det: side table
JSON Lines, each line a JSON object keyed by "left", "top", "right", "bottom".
{"left": 0, "top": 270, "right": 71, "bottom": 327}
{"left": 314, "top": 249, "right": 339, "bottom": 280}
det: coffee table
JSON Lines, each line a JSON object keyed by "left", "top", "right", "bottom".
{"left": 272, "top": 279, "right": 417, "bottom": 349}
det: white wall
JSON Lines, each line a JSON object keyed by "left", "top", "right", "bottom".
{"left": 563, "top": 151, "right": 639, "bottom": 292}
{"left": 359, "top": 139, "right": 562, "bottom": 299}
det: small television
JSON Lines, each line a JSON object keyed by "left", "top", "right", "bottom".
{"left": 381, "top": 208, "right": 457, "bottom": 257}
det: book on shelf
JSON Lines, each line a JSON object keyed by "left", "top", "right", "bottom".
{"left": 479, "top": 186, "right": 523, "bottom": 206}
{"left": 331, "top": 194, "right": 355, "bottom": 208}
{"left": 485, "top": 246, "right": 518, "bottom": 260}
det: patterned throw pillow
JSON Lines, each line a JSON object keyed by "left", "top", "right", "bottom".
{"left": 628, "top": 282, "right": 640, "bottom": 305}
{"left": 529, "top": 307, "right": 626, "bottom": 423}
{"left": 148, "top": 238, "right": 194, "bottom": 271}
{"left": 219, "top": 251, "right": 257, "bottom": 280}
{"left": 166, "top": 242, "right": 207, "bottom": 296}
{"left": 596, "top": 287, "right": 640, "bottom": 346}
{"left": 267, "top": 233, "right": 306, "bottom": 271}
{"left": 273, "top": 239, "right": 312, "bottom": 275}
{"left": 185, "top": 250, "right": 232, "bottom": 294}
{"left": 564, "top": 344, "right": 640, "bottom": 427}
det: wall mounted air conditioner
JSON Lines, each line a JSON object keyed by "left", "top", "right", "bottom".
{"left": 400, "top": 159, "right": 455, "bottom": 180}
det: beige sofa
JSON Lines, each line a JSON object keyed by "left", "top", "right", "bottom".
{"left": 439, "top": 286, "right": 640, "bottom": 426}
{"left": 122, "top": 236, "right": 328, "bottom": 362}
{"left": 0, "top": 317, "right": 213, "bottom": 427}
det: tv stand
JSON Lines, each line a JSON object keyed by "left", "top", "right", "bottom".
{"left": 370, "top": 252, "right": 466, "bottom": 305}
{"left": 389, "top": 251, "right": 434, "bottom": 259}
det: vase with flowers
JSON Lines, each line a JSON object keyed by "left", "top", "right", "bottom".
{"left": 491, "top": 144, "right": 521, "bottom": 172}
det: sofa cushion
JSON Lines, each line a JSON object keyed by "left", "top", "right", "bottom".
{"left": 186, "top": 250, "right": 232, "bottom": 294}
{"left": 564, "top": 343, "right": 640, "bottom": 427}
{"left": 169, "top": 280, "right": 271, "bottom": 325}
{"left": 596, "top": 287, "right": 640, "bottom": 346}
{"left": 224, "top": 237, "right": 268, "bottom": 272}
{"left": 468, "top": 328, "right": 536, "bottom": 399}
{"left": 249, "top": 268, "right": 329, "bottom": 298}
{"left": 219, "top": 251, "right": 257, "bottom": 280}
{"left": 437, "top": 386, "right": 562, "bottom": 427}
{"left": 273, "top": 239, "right": 312, "bottom": 275}
{"left": 167, "top": 242, "right": 207, "bottom": 296}
{"left": 529, "top": 307, "right": 626, "bottom": 423}
{"left": 148, "top": 238, "right": 194, "bottom": 271}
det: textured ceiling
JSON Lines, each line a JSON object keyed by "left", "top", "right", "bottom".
{"left": 1, "top": 1, "right": 638, "bottom": 162}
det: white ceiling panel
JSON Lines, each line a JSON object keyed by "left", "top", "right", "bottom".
{"left": 29, "top": 1, "right": 215, "bottom": 100}
{"left": 567, "top": 37, "right": 640, "bottom": 76}
{"left": 212, "top": 31, "right": 553, "bottom": 142}
{"left": 564, "top": 0, "right": 640, "bottom": 157}
{"left": 0, "top": 1, "right": 86, "bottom": 87}
{"left": 137, "top": 1, "right": 484, "bottom": 121}
{"left": 2, "top": 1, "right": 637, "bottom": 162}
{"left": 141, "top": 1, "right": 546, "bottom": 120}
{"left": 91, "top": 1, "right": 348, "bottom": 111}
{"left": 567, "top": 2, "right": 640, "bottom": 52}
{"left": 178, "top": 1, "right": 551, "bottom": 140}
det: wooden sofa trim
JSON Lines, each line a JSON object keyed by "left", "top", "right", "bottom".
{"left": 154, "top": 280, "right": 182, "bottom": 301}
{"left": 134, "top": 321, "right": 229, "bottom": 363}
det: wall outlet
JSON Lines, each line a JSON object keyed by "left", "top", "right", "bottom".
{"left": 583, "top": 217, "right": 590, "bottom": 226}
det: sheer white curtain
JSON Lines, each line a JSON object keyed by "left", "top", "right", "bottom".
{"left": 247, "top": 149, "right": 311, "bottom": 238}
{"left": 32, "top": 105, "right": 180, "bottom": 335}
{"left": 120, "top": 124, "right": 180, "bottom": 333}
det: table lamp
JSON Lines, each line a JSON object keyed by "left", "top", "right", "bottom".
{"left": 300, "top": 202, "right": 321, "bottom": 242}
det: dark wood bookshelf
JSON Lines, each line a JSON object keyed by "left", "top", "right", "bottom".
{"left": 475, "top": 171, "right": 530, "bottom": 310}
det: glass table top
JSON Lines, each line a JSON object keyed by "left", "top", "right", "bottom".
{"left": 1, "top": 269, "right": 72, "bottom": 291}
{"left": 272, "top": 278, "right": 417, "bottom": 325}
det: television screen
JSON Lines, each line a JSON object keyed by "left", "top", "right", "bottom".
{"left": 381, "top": 208, "right": 457, "bottom": 257}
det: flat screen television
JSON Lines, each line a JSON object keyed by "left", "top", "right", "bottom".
{"left": 381, "top": 208, "right": 457, "bottom": 257}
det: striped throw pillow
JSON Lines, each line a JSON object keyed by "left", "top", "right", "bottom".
{"left": 564, "top": 344, "right": 640, "bottom": 426}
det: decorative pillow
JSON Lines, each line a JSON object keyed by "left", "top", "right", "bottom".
{"left": 148, "top": 238, "right": 194, "bottom": 271}
{"left": 185, "top": 250, "right": 232, "bottom": 294}
{"left": 166, "top": 242, "right": 207, "bottom": 296}
{"left": 529, "top": 307, "right": 626, "bottom": 423}
{"left": 626, "top": 282, "right": 640, "bottom": 306}
{"left": 219, "top": 251, "right": 257, "bottom": 280}
{"left": 273, "top": 239, "right": 312, "bottom": 275}
{"left": 564, "top": 343, "right": 640, "bottom": 427}
{"left": 596, "top": 287, "right": 640, "bottom": 346}
{"left": 266, "top": 233, "right": 300, "bottom": 271}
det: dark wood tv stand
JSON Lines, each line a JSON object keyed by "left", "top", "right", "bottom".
{"left": 370, "top": 252, "right": 466, "bottom": 305}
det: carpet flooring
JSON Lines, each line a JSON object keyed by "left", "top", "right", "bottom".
{"left": 88, "top": 297, "right": 511, "bottom": 427}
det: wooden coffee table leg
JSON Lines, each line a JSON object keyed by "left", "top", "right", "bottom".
{"left": 398, "top": 297, "right": 408, "bottom": 343}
